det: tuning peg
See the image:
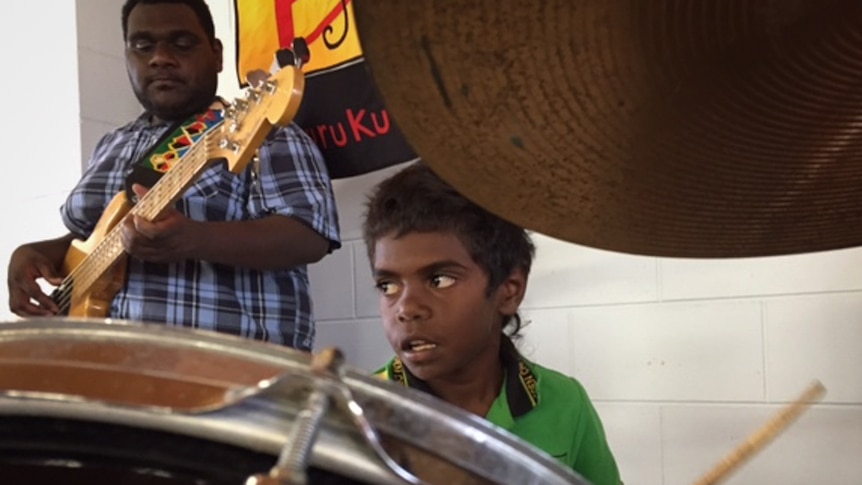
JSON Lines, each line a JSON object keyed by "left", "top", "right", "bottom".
{"left": 262, "top": 80, "right": 278, "bottom": 94}
{"left": 245, "top": 89, "right": 261, "bottom": 102}
{"left": 245, "top": 69, "right": 269, "bottom": 88}
{"left": 232, "top": 98, "right": 249, "bottom": 112}
{"left": 275, "top": 38, "right": 311, "bottom": 69}
{"left": 275, "top": 48, "right": 295, "bottom": 69}
{"left": 219, "top": 138, "right": 240, "bottom": 152}
{"left": 292, "top": 38, "right": 310, "bottom": 65}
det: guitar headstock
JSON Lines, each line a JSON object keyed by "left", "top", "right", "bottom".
{"left": 213, "top": 65, "right": 305, "bottom": 172}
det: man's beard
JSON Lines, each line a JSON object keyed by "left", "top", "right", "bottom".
{"left": 134, "top": 82, "right": 217, "bottom": 122}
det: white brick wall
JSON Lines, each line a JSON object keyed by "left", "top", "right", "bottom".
{"left": 3, "top": 2, "right": 856, "bottom": 483}
{"left": 312, "top": 168, "right": 862, "bottom": 484}
{"left": 0, "top": 3, "right": 82, "bottom": 319}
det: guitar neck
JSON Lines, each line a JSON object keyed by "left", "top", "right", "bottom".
{"left": 54, "top": 63, "right": 305, "bottom": 313}
{"left": 130, "top": 128, "right": 221, "bottom": 220}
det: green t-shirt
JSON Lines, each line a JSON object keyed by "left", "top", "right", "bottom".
{"left": 376, "top": 355, "right": 621, "bottom": 485}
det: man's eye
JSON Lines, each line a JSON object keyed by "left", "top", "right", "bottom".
{"left": 127, "top": 37, "right": 199, "bottom": 53}
{"left": 172, "top": 37, "right": 199, "bottom": 50}
{"left": 129, "top": 39, "right": 154, "bottom": 51}
{"left": 430, "top": 275, "right": 456, "bottom": 289}
{"left": 376, "top": 281, "right": 399, "bottom": 296}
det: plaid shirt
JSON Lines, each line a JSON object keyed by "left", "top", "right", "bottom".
{"left": 61, "top": 112, "right": 340, "bottom": 350}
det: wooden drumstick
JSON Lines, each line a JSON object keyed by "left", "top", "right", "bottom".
{"left": 692, "top": 380, "right": 827, "bottom": 485}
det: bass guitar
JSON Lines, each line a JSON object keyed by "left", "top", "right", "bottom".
{"left": 51, "top": 66, "right": 305, "bottom": 317}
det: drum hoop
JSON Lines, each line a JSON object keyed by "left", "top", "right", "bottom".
{"left": 0, "top": 319, "right": 587, "bottom": 485}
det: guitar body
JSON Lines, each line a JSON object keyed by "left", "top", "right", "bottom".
{"left": 60, "top": 192, "right": 132, "bottom": 318}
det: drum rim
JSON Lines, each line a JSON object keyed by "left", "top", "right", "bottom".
{"left": 0, "top": 318, "right": 587, "bottom": 485}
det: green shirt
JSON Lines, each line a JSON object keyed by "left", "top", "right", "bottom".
{"left": 376, "top": 356, "right": 621, "bottom": 485}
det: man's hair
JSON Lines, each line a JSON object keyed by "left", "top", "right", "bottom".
{"left": 121, "top": 0, "right": 216, "bottom": 42}
{"left": 363, "top": 161, "right": 536, "bottom": 339}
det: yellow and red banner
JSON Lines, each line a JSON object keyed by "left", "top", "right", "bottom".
{"left": 234, "top": 0, "right": 416, "bottom": 178}
{"left": 235, "top": 0, "right": 362, "bottom": 80}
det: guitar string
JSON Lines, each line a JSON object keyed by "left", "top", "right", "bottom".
{"left": 54, "top": 134, "right": 214, "bottom": 312}
{"left": 53, "top": 79, "right": 281, "bottom": 314}
{"left": 53, "top": 131, "right": 218, "bottom": 313}
{"left": 54, "top": 137, "right": 211, "bottom": 312}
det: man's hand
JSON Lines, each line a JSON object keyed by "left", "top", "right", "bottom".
{"left": 120, "top": 184, "right": 199, "bottom": 263}
{"left": 7, "top": 238, "right": 70, "bottom": 316}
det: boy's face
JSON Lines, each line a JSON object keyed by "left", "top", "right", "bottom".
{"left": 373, "top": 231, "right": 525, "bottom": 383}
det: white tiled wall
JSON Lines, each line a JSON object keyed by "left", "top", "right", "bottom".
{"left": 765, "top": 294, "right": 862, "bottom": 403}
{"left": 75, "top": 0, "right": 142, "bottom": 169}
{"left": 5, "top": 2, "right": 858, "bottom": 484}
{"left": 662, "top": 405, "right": 862, "bottom": 484}
{"left": 660, "top": 249, "right": 862, "bottom": 300}
{"left": 311, "top": 173, "right": 862, "bottom": 483}
{"left": 523, "top": 238, "right": 659, "bottom": 308}
{"left": 0, "top": 3, "right": 82, "bottom": 320}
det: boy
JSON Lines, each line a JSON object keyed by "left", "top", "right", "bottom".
{"left": 363, "top": 162, "right": 621, "bottom": 485}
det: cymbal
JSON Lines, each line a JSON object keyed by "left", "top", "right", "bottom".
{"left": 353, "top": 0, "right": 862, "bottom": 258}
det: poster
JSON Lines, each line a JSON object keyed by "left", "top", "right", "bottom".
{"left": 234, "top": 0, "right": 417, "bottom": 178}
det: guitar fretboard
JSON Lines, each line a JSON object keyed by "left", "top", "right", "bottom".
{"left": 54, "top": 130, "right": 220, "bottom": 311}
{"left": 50, "top": 65, "right": 299, "bottom": 316}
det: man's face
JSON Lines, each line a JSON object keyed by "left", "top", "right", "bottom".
{"left": 373, "top": 231, "right": 524, "bottom": 383}
{"left": 124, "top": 3, "right": 222, "bottom": 122}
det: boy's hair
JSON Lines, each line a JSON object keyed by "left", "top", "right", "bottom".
{"left": 121, "top": 0, "right": 217, "bottom": 43}
{"left": 363, "top": 161, "right": 536, "bottom": 340}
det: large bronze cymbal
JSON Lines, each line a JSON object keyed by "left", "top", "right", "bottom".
{"left": 353, "top": 0, "right": 862, "bottom": 258}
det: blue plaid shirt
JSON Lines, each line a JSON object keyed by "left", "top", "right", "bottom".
{"left": 61, "top": 112, "right": 340, "bottom": 350}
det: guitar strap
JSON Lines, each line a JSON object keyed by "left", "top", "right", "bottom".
{"left": 124, "top": 101, "right": 225, "bottom": 203}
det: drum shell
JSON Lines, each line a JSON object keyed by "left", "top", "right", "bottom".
{"left": 0, "top": 318, "right": 587, "bottom": 485}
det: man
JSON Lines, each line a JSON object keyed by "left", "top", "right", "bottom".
{"left": 6, "top": 0, "right": 340, "bottom": 351}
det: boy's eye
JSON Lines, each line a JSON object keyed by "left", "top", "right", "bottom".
{"left": 375, "top": 281, "right": 399, "bottom": 296}
{"left": 430, "top": 274, "right": 456, "bottom": 289}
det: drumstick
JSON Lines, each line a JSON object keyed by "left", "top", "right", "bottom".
{"left": 691, "top": 380, "right": 826, "bottom": 485}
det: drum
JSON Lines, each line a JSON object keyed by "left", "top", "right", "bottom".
{"left": 0, "top": 318, "right": 587, "bottom": 485}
